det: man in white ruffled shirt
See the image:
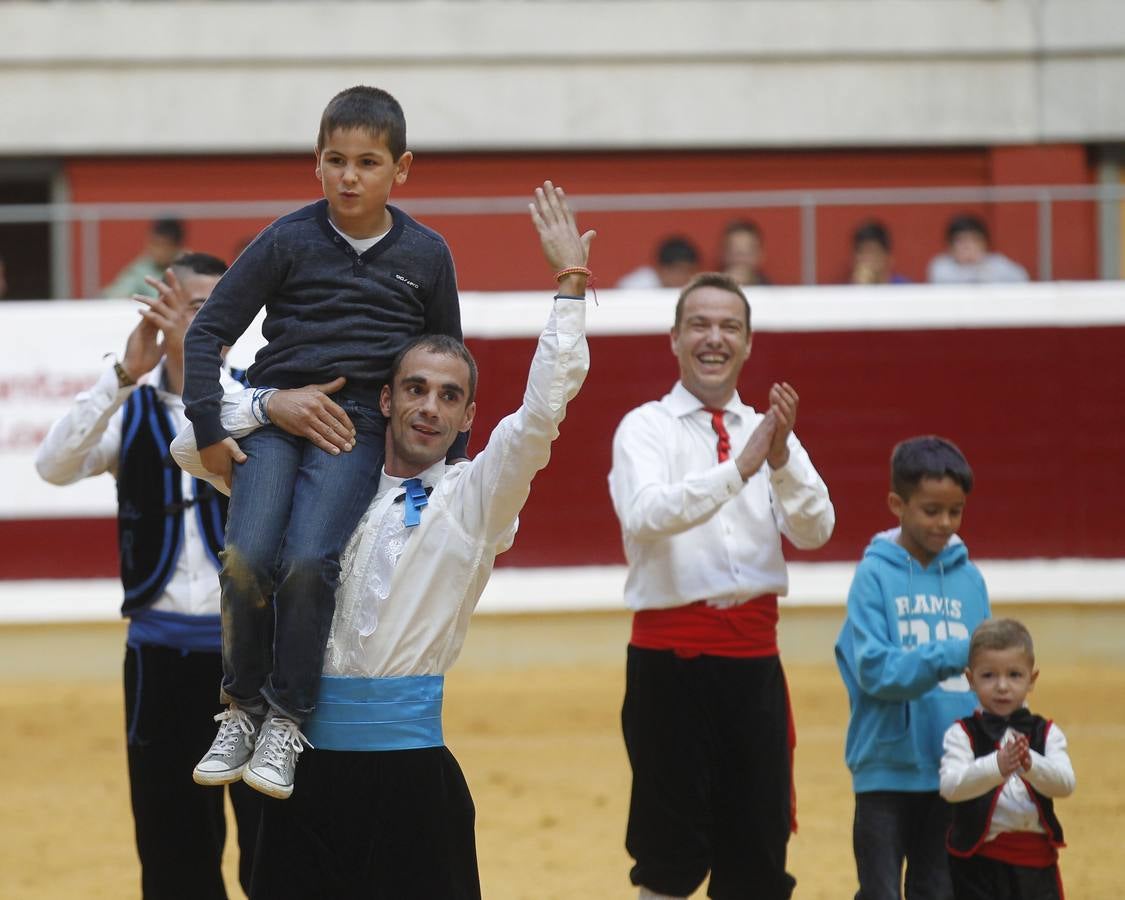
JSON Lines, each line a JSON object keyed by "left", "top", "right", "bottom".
{"left": 171, "top": 182, "right": 595, "bottom": 899}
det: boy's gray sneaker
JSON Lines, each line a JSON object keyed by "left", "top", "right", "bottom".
{"left": 192, "top": 705, "right": 261, "bottom": 786}
{"left": 242, "top": 715, "right": 312, "bottom": 800}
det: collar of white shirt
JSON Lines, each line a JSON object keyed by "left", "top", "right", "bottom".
{"left": 666, "top": 381, "right": 747, "bottom": 423}
{"left": 375, "top": 457, "right": 450, "bottom": 504}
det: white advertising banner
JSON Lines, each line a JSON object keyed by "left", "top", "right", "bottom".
{"left": 0, "top": 301, "right": 266, "bottom": 519}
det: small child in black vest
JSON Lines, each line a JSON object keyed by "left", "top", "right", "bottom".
{"left": 939, "top": 618, "right": 1076, "bottom": 899}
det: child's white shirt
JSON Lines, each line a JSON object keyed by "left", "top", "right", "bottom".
{"left": 939, "top": 717, "right": 1076, "bottom": 842}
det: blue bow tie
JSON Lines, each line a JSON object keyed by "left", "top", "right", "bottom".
{"left": 394, "top": 478, "right": 431, "bottom": 527}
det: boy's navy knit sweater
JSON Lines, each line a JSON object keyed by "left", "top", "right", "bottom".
{"left": 183, "top": 199, "right": 462, "bottom": 449}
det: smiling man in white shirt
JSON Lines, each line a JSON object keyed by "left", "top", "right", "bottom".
{"left": 171, "top": 182, "right": 595, "bottom": 899}
{"left": 608, "top": 273, "right": 835, "bottom": 900}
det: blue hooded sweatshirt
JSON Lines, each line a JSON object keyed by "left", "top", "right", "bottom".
{"left": 834, "top": 528, "right": 990, "bottom": 793}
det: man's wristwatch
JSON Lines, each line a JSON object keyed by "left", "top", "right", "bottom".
{"left": 114, "top": 360, "right": 136, "bottom": 388}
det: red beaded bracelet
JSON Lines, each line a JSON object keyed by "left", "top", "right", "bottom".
{"left": 554, "top": 266, "right": 593, "bottom": 281}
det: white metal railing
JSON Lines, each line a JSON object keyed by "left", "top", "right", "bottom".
{"left": 0, "top": 182, "right": 1121, "bottom": 296}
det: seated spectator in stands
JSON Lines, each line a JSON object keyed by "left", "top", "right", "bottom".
{"left": 720, "top": 219, "right": 771, "bottom": 286}
{"left": 617, "top": 235, "right": 701, "bottom": 289}
{"left": 103, "top": 217, "right": 186, "bottom": 299}
{"left": 850, "top": 220, "right": 910, "bottom": 285}
{"left": 927, "top": 214, "right": 1028, "bottom": 284}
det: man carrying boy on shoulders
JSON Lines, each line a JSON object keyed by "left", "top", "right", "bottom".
{"left": 174, "top": 182, "right": 595, "bottom": 898}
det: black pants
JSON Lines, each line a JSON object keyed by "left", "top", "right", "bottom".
{"left": 949, "top": 854, "right": 1063, "bottom": 900}
{"left": 125, "top": 643, "right": 262, "bottom": 899}
{"left": 250, "top": 745, "right": 480, "bottom": 899}
{"left": 852, "top": 791, "right": 953, "bottom": 900}
{"left": 622, "top": 646, "right": 796, "bottom": 900}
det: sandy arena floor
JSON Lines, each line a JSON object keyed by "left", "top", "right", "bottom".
{"left": 2, "top": 610, "right": 1123, "bottom": 898}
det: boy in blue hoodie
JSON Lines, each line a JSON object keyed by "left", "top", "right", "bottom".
{"left": 835, "top": 436, "right": 991, "bottom": 900}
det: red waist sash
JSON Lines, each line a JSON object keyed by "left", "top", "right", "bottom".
{"left": 631, "top": 594, "right": 779, "bottom": 658}
{"left": 977, "top": 831, "right": 1059, "bottom": 868}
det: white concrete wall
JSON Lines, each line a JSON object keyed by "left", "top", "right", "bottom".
{"left": 1, "top": 0, "right": 1124, "bottom": 153}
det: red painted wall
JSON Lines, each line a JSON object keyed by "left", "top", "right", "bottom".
{"left": 3, "top": 323, "right": 1122, "bottom": 579}
{"left": 68, "top": 145, "right": 1097, "bottom": 296}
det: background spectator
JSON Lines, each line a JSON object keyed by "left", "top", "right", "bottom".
{"left": 103, "top": 217, "right": 186, "bottom": 299}
{"left": 721, "top": 219, "right": 771, "bottom": 286}
{"left": 849, "top": 220, "right": 909, "bottom": 285}
{"left": 617, "top": 235, "right": 701, "bottom": 289}
{"left": 927, "top": 214, "right": 1028, "bottom": 284}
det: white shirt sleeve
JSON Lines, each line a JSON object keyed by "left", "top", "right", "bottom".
{"left": 767, "top": 432, "right": 835, "bottom": 550}
{"left": 35, "top": 364, "right": 129, "bottom": 484}
{"left": 450, "top": 296, "right": 591, "bottom": 545}
{"left": 609, "top": 413, "right": 745, "bottom": 541}
{"left": 1024, "top": 723, "right": 1076, "bottom": 798}
{"left": 169, "top": 387, "right": 262, "bottom": 495}
{"left": 940, "top": 721, "right": 1005, "bottom": 802}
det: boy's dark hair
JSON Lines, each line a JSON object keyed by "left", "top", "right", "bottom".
{"left": 657, "top": 236, "right": 701, "bottom": 267}
{"left": 890, "top": 435, "right": 973, "bottom": 499}
{"left": 172, "top": 252, "right": 228, "bottom": 278}
{"left": 853, "top": 220, "right": 892, "bottom": 252}
{"left": 317, "top": 86, "right": 407, "bottom": 160}
{"left": 945, "top": 214, "right": 989, "bottom": 247}
{"left": 673, "top": 272, "right": 751, "bottom": 332}
{"left": 389, "top": 334, "right": 478, "bottom": 404}
{"left": 969, "top": 618, "right": 1035, "bottom": 667}
{"left": 723, "top": 219, "right": 763, "bottom": 241}
{"left": 151, "top": 218, "right": 185, "bottom": 245}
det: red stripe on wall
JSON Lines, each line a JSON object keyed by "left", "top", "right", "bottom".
{"left": 6, "top": 324, "right": 1122, "bottom": 580}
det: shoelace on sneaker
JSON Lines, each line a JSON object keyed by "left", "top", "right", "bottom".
{"left": 210, "top": 707, "right": 257, "bottom": 756}
{"left": 257, "top": 717, "right": 313, "bottom": 769}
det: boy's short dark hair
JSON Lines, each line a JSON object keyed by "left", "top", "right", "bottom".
{"left": 969, "top": 618, "right": 1035, "bottom": 667}
{"left": 723, "top": 219, "right": 762, "bottom": 241}
{"left": 853, "top": 220, "right": 892, "bottom": 252}
{"left": 173, "top": 252, "right": 228, "bottom": 278}
{"left": 945, "top": 214, "right": 989, "bottom": 247}
{"left": 673, "top": 272, "right": 751, "bottom": 332}
{"left": 389, "top": 334, "right": 478, "bottom": 404}
{"left": 657, "top": 236, "right": 700, "bottom": 267}
{"left": 152, "top": 218, "right": 185, "bottom": 245}
{"left": 317, "top": 86, "right": 408, "bottom": 160}
{"left": 890, "top": 435, "right": 973, "bottom": 499}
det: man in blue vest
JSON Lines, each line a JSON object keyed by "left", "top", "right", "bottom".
{"left": 36, "top": 253, "right": 261, "bottom": 900}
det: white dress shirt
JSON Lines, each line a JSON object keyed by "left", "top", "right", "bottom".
{"left": 172, "top": 296, "right": 590, "bottom": 676}
{"left": 940, "top": 718, "right": 1076, "bottom": 841}
{"left": 608, "top": 382, "right": 834, "bottom": 611}
{"left": 35, "top": 361, "right": 242, "bottom": 617}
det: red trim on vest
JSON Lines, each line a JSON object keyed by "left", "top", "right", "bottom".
{"left": 630, "top": 595, "right": 779, "bottom": 658}
{"left": 976, "top": 831, "right": 1059, "bottom": 868}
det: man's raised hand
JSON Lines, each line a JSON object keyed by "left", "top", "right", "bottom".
{"left": 529, "top": 181, "right": 595, "bottom": 294}
{"left": 266, "top": 377, "right": 356, "bottom": 455}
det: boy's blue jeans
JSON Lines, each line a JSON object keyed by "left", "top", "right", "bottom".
{"left": 218, "top": 401, "right": 385, "bottom": 723}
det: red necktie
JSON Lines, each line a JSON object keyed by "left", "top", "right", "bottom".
{"left": 704, "top": 408, "right": 731, "bottom": 462}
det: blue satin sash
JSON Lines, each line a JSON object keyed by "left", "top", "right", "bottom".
{"left": 303, "top": 674, "right": 444, "bottom": 751}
